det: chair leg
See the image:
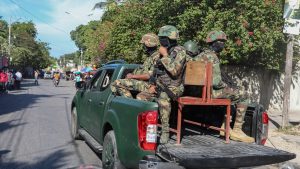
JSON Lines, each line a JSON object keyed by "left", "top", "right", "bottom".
{"left": 225, "top": 105, "right": 231, "bottom": 143}
{"left": 177, "top": 104, "right": 183, "bottom": 145}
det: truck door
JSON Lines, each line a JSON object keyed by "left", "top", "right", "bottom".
{"left": 89, "top": 69, "right": 115, "bottom": 141}
{"left": 83, "top": 70, "right": 104, "bottom": 134}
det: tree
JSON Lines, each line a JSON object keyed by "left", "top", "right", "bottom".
{"left": 70, "top": 0, "right": 298, "bottom": 71}
{"left": 4, "top": 21, "right": 53, "bottom": 69}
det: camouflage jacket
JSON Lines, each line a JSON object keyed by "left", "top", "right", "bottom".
{"left": 157, "top": 46, "right": 186, "bottom": 87}
{"left": 160, "top": 46, "right": 186, "bottom": 78}
{"left": 193, "top": 49, "right": 224, "bottom": 89}
{"left": 133, "top": 51, "right": 160, "bottom": 76}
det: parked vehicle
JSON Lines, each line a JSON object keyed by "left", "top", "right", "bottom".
{"left": 44, "top": 71, "right": 52, "bottom": 79}
{"left": 71, "top": 61, "right": 295, "bottom": 169}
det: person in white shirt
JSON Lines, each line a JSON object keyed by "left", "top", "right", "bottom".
{"left": 15, "top": 71, "right": 22, "bottom": 89}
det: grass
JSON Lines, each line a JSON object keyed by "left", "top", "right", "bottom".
{"left": 278, "top": 124, "right": 300, "bottom": 136}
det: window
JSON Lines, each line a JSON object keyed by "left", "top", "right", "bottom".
{"left": 120, "top": 68, "right": 135, "bottom": 79}
{"left": 90, "top": 70, "right": 103, "bottom": 90}
{"left": 100, "top": 69, "right": 115, "bottom": 91}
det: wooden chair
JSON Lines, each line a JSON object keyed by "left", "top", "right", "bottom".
{"left": 171, "top": 61, "right": 231, "bottom": 144}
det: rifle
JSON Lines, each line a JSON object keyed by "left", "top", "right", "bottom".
{"left": 149, "top": 62, "right": 178, "bottom": 101}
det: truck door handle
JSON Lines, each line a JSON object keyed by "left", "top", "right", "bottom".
{"left": 99, "top": 101, "right": 104, "bottom": 105}
{"left": 88, "top": 99, "right": 92, "bottom": 102}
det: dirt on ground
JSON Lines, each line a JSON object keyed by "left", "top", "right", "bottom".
{"left": 262, "top": 127, "right": 300, "bottom": 169}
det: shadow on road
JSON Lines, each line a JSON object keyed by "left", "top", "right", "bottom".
{"left": 0, "top": 93, "right": 51, "bottom": 116}
{"left": 0, "top": 149, "right": 72, "bottom": 169}
{"left": 0, "top": 92, "right": 52, "bottom": 134}
{"left": 0, "top": 120, "right": 27, "bottom": 133}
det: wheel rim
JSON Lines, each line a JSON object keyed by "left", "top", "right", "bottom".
{"left": 103, "top": 138, "right": 115, "bottom": 169}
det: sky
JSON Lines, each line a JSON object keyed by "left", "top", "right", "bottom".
{"left": 0, "top": 0, "right": 104, "bottom": 58}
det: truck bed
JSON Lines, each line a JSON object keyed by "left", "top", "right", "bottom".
{"left": 156, "top": 134, "right": 295, "bottom": 169}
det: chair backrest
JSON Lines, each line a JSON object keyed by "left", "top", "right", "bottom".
{"left": 184, "top": 61, "right": 206, "bottom": 86}
{"left": 183, "top": 61, "right": 213, "bottom": 101}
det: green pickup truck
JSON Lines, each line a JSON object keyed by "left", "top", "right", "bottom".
{"left": 71, "top": 61, "right": 295, "bottom": 169}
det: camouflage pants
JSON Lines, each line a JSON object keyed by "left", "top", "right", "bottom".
{"left": 213, "top": 85, "right": 249, "bottom": 129}
{"left": 158, "top": 86, "right": 183, "bottom": 134}
{"left": 110, "top": 79, "right": 150, "bottom": 99}
{"left": 138, "top": 85, "right": 184, "bottom": 133}
{"left": 213, "top": 86, "right": 249, "bottom": 105}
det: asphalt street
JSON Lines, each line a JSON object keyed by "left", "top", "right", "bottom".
{"left": 0, "top": 79, "right": 102, "bottom": 169}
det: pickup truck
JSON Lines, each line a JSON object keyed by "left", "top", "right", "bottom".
{"left": 71, "top": 61, "right": 296, "bottom": 169}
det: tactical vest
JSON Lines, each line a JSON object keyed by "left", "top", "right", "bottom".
{"left": 157, "top": 46, "right": 185, "bottom": 87}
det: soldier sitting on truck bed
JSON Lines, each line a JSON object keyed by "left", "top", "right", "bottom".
{"left": 144, "top": 25, "right": 187, "bottom": 144}
{"left": 110, "top": 33, "right": 160, "bottom": 100}
{"left": 194, "top": 30, "right": 254, "bottom": 143}
{"left": 182, "top": 40, "right": 202, "bottom": 97}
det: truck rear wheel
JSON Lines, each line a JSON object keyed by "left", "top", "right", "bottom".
{"left": 71, "top": 107, "right": 81, "bottom": 139}
{"left": 102, "top": 131, "right": 125, "bottom": 169}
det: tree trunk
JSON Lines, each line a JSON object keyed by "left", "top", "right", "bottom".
{"left": 282, "top": 35, "right": 294, "bottom": 128}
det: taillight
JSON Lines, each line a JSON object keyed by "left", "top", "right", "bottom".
{"left": 138, "top": 111, "right": 158, "bottom": 151}
{"left": 260, "top": 111, "right": 269, "bottom": 145}
{"left": 262, "top": 112, "right": 269, "bottom": 124}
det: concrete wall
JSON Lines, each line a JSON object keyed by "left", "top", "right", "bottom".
{"left": 221, "top": 61, "right": 300, "bottom": 112}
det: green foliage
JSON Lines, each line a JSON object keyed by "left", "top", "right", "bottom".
{"left": 71, "top": 0, "right": 295, "bottom": 71}
{"left": 59, "top": 52, "right": 80, "bottom": 67}
{"left": 0, "top": 19, "right": 52, "bottom": 69}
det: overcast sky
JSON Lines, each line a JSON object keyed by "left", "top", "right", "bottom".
{"left": 0, "top": 0, "right": 104, "bottom": 57}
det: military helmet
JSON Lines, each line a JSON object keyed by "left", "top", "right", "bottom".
{"left": 206, "top": 31, "right": 227, "bottom": 43}
{"left": 184, "top": 40, "right": 199, "bottom": 55}
{"left": 140, "top": 33, "right": 159, "bottom": 47}
{"left": 158, "top": 25, "right": 179, "bottom": 40}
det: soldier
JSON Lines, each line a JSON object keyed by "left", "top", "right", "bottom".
{"left": 147, "top": 25, "right": 187, "bottom": 144}
{"left": 110, "top": 33, "right": 160, "bottom": 99}
{"left": 197, "top": 30, "right": 254, "bottom": 143}
{"left": 183, "top": 40, "right": 200, "bottom": 62}
{"left": 183, "top": 40, "right": 202, "bottom": 97}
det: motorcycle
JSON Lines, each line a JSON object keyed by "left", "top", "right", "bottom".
{"left": 53, "top": 78, "right": 59, "bottom": 87}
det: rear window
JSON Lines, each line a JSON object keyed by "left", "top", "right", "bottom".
{"left": 120, "top": 68, "right": 135, "bottom": 79}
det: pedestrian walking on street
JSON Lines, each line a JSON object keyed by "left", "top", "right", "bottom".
{"left": 0, "top": 69, "right": 8, "bottom": 93}
{"left": 15, "top": 70, "right": 22, "bottom": 90}
{"left": 34, "top": 70, "right": 39, "bottom": 85}
{"left": 7, "top": 70, "right": 14, "bottom": 90}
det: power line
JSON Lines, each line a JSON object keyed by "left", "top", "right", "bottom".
{"left": 8, "top": 0, "right": 68, "bottom": 34}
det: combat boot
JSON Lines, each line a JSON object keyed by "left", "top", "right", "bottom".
{"left": 230, "top": 105, "right": 254, "bottom": 143}
{"left": 219, "top": 115, "right": 232, "bottom": 136}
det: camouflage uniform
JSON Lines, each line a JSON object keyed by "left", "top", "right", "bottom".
{"left": 155, "top": 25, "right": 187, "bottom": 144}
{"left": 111, "top": 33, "right": 160, "bottom": 99}
{"left": 194, "top": 49, "right": 247, "bottom": 104}
{"left": 202, "top": 31, "right": 254, "bottom": 143}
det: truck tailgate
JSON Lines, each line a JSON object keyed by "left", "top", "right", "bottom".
{"left": 156, "top": 135, "right": 295, "bottom": 169}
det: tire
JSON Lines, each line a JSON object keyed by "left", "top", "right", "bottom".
{"left": 71, "top": 107, "right": 81, "bottom": 139}
{"left": 102, "top": 131, "right": 126, "bottom": 169}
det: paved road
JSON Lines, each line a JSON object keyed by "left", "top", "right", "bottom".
{"left": 0, "top": 79, "right": 102, "bottom": 169}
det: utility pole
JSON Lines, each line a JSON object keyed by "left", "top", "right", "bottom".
{"left": 7, "top": 17, "right": 21, "bottom": 63}
{"left": 8, "top": 17, "right": 11, "bottom": 60}
{"left": 282, "top": 34, "right": 294, "bottom": 128}
{"left": 80, "top": 49, "right": 83, "bottom": 66}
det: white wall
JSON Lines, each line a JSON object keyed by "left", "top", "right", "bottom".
{"left": 221, "top": 61, "right": 300, "bottom": 112}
